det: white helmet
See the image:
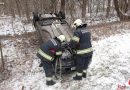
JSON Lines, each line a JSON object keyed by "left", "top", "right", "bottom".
{"left": 57, "top": 35, "right": 66, "bottom": 42}
{"left": 72, "top": 19, "right": 83, "bottom": 28}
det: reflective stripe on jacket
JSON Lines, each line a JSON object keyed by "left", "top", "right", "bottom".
{"left": 37, "top": 38, "right": 62, "bottom": 61}
{"left": 72, "top": 36, "right": 80, "bottom": 42}
{"left": 56, "top": 51, "right": 62, "bottom": 55}
{"left": 38, "top": 48, "right": 53, "bottom": 61}
{"left": 77, "top": 47, "right": 93, "bottom": 55}
{"left": 71, "top": 24, "right": 93, "bottom": 57}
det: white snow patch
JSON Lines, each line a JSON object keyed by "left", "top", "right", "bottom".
{"left": 0, "top": 24, "right": 130, "bottom": 89}
{"left": 0, "top": 16, "right": 35, "bottom": 36}
{"left": 1, "top": 32, "right": 130, "bottom": 90}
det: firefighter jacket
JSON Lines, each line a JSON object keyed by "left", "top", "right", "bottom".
{"left": 37, "top": 38, "right": 62, "bottom": 61}
{"left": 70, "top": 24, "right": 93, "bottom": 57}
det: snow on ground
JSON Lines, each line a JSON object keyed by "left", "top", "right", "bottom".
{"left": 0, "top": 15, "right": 119, "bottom": 37}
{"left": 89, "top": 33, "right": 130, "bottom": 90}
{"left": 0, "top": 16, "right": 130, "bottom": 90}
{"left": 86, "top": 16, "right": 119, "bottom": 26}
{"left": 0, "top": 31, "right": 130, "bottom": 90}
{"left": 0, "top": 16, "right": 35, "bottom": 36}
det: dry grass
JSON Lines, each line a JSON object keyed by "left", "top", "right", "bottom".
{"left": 90, "top": 21, "right": 130, "bottom": 41}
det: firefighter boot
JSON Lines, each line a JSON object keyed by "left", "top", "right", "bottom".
{"left": 46, "top": 77, "right": 55, "bottom": 86}
{"left": 73, "top": 72, "right": 82, "bottom": 80}
{"left": 39, "top": 62, "right": 43, "bottom": 67}
{"left": 82, "top": 70, "right": 87, "bottom": 78}
{"left": 46, "top": 80, "right": 55, "bottom": 86}
{"left": 82, "top": 72, "right": 86, "bottom": 78}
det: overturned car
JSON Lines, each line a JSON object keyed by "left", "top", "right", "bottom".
{"left": 33, "top": 12, "right": 76, "bottom": 76}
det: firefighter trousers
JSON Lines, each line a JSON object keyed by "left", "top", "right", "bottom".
{"left": 40, "top": 59, "right": 55, "bottom": 77}
{"left": 75, "top": 55, "right": 92, "bottom": 73}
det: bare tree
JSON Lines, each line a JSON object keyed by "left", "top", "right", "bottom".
{"left": 88, "top": 0, "right": 92, "bottom": 17}
{"left": 126, "top": 0, "right": 130, "bottom": 15}
{"left": 0, "top": 1, "right": 4, "bottom": 15}
{"left": 106, "top": 0, "right": 111, "bottom": 17}
{"left": 113, "top": 0, "right": 130, "bottom": 21}
{"left": 118, "top": 0, "right": 128, "bottom": 13}
{"left": 15, "top": 0, "right": 21, "bottom": 17}
{"left": 24, "top": 0, "right": 30, "bottom": 22}
{"left": 67, "top": 0, "right": 76, "bottom": 21}
{"left": 102, "top": 0, "right": 106, "bottom": 12}
{"left": 9, "top": 0, "right": 15, "bottom": 18}
{"left": 128, "top": 0, "right": 130, "bottom": 10}
{"left": 60, "top": 0, "right": 65, "bottom": 14}
{"left": 81, "top": 0, "right": 87, "bottom": 18}
{"left": 50, "top": 0, "right": 57, "bottom": 13}
{"left": 0, "top": 40, "right": 4, "bottom": 72}
{"left": 96, "top": 0, "right": 100, "bottom": 15}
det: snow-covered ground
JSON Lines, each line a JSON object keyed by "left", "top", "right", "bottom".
{"left": 0, "top": 15, "right": 119, "bottom": 36}
{"left": 0, "top": 16, "right": 130, "bottom": 90}
{"left": 0, "top": 31, "right": 130, "bottom": 90}
{"left": 0, "top": 16, "right": 35, "bottom": 36}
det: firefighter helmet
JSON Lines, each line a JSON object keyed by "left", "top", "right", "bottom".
{"left": 72, "top": 19, "right": 83, "bottom": 28}
{"left": 57, "top": 35, "right": 66, "bottom": 42}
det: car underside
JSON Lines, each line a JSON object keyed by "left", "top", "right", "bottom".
{"left": 33, "top": 12, "right": 76, "bottom": 76}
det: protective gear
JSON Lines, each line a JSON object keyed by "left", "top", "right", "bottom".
{"left": 82, "top": 72, "right": 86, "bottom": 78}
{"left": 39, "top": 62, "right": 43, "bottom": 67}
{"left": 70, "top": 22, "right": 93, "bottom": 81}
{"left": 46, "top": 79, "right": 55, "bottom": 86}
{"left": 50, "top": 49, "right": 56, "bottom": 53}
{"left": 37, "top": 37, "right": 63, "bottom": 85}
{"left": 37, "top": 38, "right": 62, "bottom": 62}
{"left": 40, "top": 59, "right": 54, "bottom": 77}
{"left": 70, "top": 24, "right": 93, "bottom": 57}
{"left": 74, "top": 55, "right": 92, "bottom": 79}
{"left": 38, "top": 48, "right": 54, "bottom": 61}
{"left": 82, "top": 70, "right": 87, "bottom": 78}
{"left": 77, "top": 48, "right": 93, "bottom": 55}
{"left": 46, "top": 76, "right": 55, "bottom": 85}
{"left": 57, "top": 35, "right": 66, "bottom": 42}
{"left": 72, "top": 49, "right": 77, "bottom": 55}
{"left": 56, "top": 51, "right": 62, "bottom": 56}
{"left": 73, "top": 72, "right": 82, "bottom": 80}
{"left": 46, "top": 80, "right": 55, "bottom": 86}
{"left": 72, "top": 19, "right": 83, "bottom": 28}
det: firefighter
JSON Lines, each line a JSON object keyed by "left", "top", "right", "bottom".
{"left": 37, "top": 35, "right": 66, "bottom": 86}
{"left": 70, "top": 19, "right": 93, "bottom": 80}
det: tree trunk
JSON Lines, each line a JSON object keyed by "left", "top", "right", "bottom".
{"left": 102, "top": 0, "right": 106, "bottom": 12}
{"left": 9, "top": 0, "right": 15, "bottom": 18}
{"left": 128, "top": 0, "right": 130, "bottom": 10}
{"left": 81, "top": 0, "right": 87, "bottom": 18}
{"left": 24, "top": 0, "right": 30, "bottom": 22}
{"left": 106, "top": 0, "right": 111, "bottom": 17}
{"left": 50, "top": 0, "right": 57, "bottom": 13}
{"left": 0, "top": 40, "right": 4, "bottom": 72}
{"left": 14, "top": 0, "right": 21, "bottom": 17}
{"left": 113, "top": 0, "right": 130, "bottom": 21}
{"left": 118, "top": 0, "right": 128, "bottom": 13}
{"left": 60, "top": 0, "right": 65, "bottom": 14}
{"left": 88, "top": 0, "right": 92, "bottom": 17}
{"left": 96, "top": 1, "right": 100, "bottom": 15}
